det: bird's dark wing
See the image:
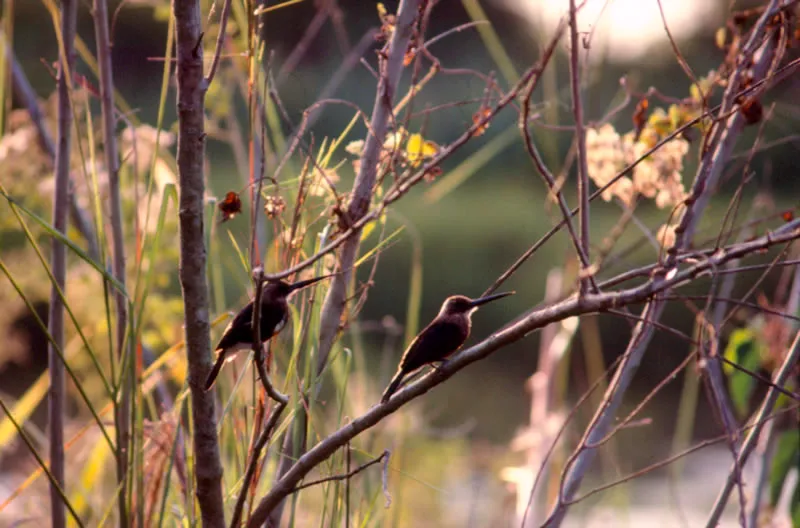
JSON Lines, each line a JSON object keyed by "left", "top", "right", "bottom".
{"left": 215, "top": 301, "right": 255, "bottom": 352}
{"left": 399, "top": 320, "right": 468, "bottom": 372}
{"left": 260, "top": 302, "right": 288, "bottom": 340}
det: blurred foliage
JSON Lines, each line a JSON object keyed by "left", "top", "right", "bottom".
{"left": 1, "top": 0, "right": 799, "bottom": 525}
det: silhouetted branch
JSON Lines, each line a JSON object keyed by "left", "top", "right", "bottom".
{"left": 289, "top": 449, "right": 389, "bottom": 493}
{"left": 543, "top": 3, "right": 785, "bottom": 524}
{"left": 245, "top": 218, "right": 800, "bottom": 526}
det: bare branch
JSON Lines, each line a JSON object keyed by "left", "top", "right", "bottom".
{"left": 92, "top": 0, "right": 131, "bottom": 522}
{"left": 707, "top": 329, "right": 800, "bottom": 525}
{"left": 48, "top": 0, "right": 78, "bottom": 525}
{"left": 173, "top": 0, "right": 225, "bottom": 525}
{"left": 245, "top": 219, "right": 800, "bottom": 526}
{"left": 229, "top": 395, "right": 287, "bottom": 528}
{"left": 289, "top": 450, "right": 390, "bottom": 493}
{"left": 203, "top": 0, "right": 231, "bottom": 87}
{"left": 565, "top": 405, "right": 798, "bottom": 508}
{"left": 542, "top": 3, "right": 785, "bottom": 523}
{"left": 266, "top": 1, "right": 424, "bottom": 523}
{"left": 568, "top": 0, "right": 591, "bottom": 294}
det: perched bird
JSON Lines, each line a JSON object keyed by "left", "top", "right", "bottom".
{"left": 204, "top": 275, "right": 330, "bottom": 391}
{"left": 380, "top": 291, "right": 514, "bottom": 403}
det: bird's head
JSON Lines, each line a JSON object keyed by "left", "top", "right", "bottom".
{"left": 438, "top": 291, "right": 515, "bottom": 316}
{"left": 262, "top": 274, "right": 332, "bottom": 302}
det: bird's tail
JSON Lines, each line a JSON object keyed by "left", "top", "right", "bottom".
{"left": 204, "top": 352, "right": 227, "bottom": 391}
{"left": 381, "top": 370, "right": 406, "bottom": 403}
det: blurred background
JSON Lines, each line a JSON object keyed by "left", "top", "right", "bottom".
{"left": 1, "top": 0, "right": 798, "bottom": 525}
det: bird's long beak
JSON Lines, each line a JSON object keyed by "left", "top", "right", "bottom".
{"left": 287, "top": 274, "right": 333, "bottom": 292}
{"left": 468, "top": 291, "right": 515, "bottom": 308}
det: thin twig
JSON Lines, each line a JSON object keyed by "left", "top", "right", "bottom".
{"left": 564, "top": 405, "right": 798, "bottom": 508}
{"left": 49, "top": 0, "right": 78, "bottom": 525}
{"left": 260, "top": 3, "right": 571, "bottom": 284}
{"left": 706, "top": 329, "right": 800, "bottom": 525}
{"left": 92, "top": 0, "right": 131, "bottom": 522}
{"left": 244, "top": 219, "right": 800, "bottom": 526}
{"left": 4, "top": 37, "right": 99, "bottom": 261}
{"left": 486, "top": 55, "right": 800, "bottom": 297}
{"left": 288, "top": 450, "right": 390, "bottom": 493}
{"left": 203, "top": 0, "right": 232, "bottom": 87}
{"left": 266, "top": 2, "right": 423, "bottom": 523}
{"left": 516, "top": 10, "right": 597, "bottom": 293}
{"left": 542, "top": 3, "right": 785, "bottom": 523}
{"left": 250, "top": 267, "right": 289, "bottom": 405}
{"left": 229, "top": 398, "right": 288, "bottom": 528}
{"left": 568, "top": 0, "right": 591, "bottom": 294}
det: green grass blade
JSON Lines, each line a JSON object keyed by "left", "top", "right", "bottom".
{"left": 131, "top": 183, "right": 178, "bottom": 357}
{"left": 0, "top": 259, "right": 116, "bottom": 452}
{"left": 0, "top": 186, "right": 128, "bottom": 295}
{"left": 2, "top": 194, "right": 115, "bottom": 395}
{"left": 227, "top": 229, "right": 250, "bottom": 273}
{"left": 461, "top": 0, "right": 519, "bottom": 84}
{"left": 353, "top": 226, "right": 405, "bottom": 269}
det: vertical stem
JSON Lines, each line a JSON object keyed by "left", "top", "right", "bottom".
{"left": 49, "top": 0, "right": 77, "bottom": 526}
{"left": 568, "top": 0, "right": 590, "bottom": 294}
{"left": 267, "top": 1, "right": 422, "bottom": 525}
{"left": 543, "top": 4, "right": 782, "bottom": 524}
{"left": 706, "top": 330, "right": 800, "bottom": 525}
{"left": 173, "top": 0, "right": 226, "bottom": 526}
{"left": 5, "top": 41, "right": 100, "bottom": 260}
{"left": 92, "top": 0, "right": 130, "bottom": 523}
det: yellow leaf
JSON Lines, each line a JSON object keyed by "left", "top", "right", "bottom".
{"left": 715, "top": 27, "right": 728, "bottom": 50}
{"left": 405, "top": 133, "right": 438, "bottom": 167}
{"left": 360, "top": 220, "right": 377, "bottom": 242}
{"left": 668, "top": 104, "right": 682, "bottom": 130}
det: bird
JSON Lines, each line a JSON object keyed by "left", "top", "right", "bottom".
{"left": 380, "top": 291, "right": 514, "bottom": 403}
{"left": 204, "top": 275, "right": 331, "bottom": 391}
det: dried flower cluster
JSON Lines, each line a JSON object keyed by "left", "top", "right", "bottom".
{"left": 264, "top": 195, "right": 286, "bottom": 219}
{"left": 585, "top": 124, "right": 689, "bottom": 210}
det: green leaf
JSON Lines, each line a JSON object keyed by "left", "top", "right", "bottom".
{"left": 0, "top": 187, "right": 128, "bottom": 297}
{"left": 770, "top": 429, "right": 800, "bottom": 507}
{"left": 723, "top": 328, "right": 762, "bottom": 417}
{"left": 791, "top": 480, "right": 800, "bottom": 528}
{"left": 354, "top": 226, "right": 404, "bottom": 269}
